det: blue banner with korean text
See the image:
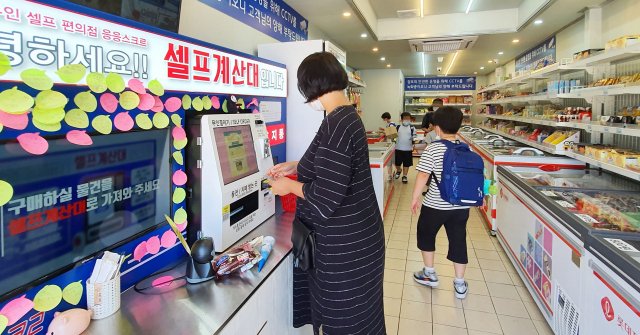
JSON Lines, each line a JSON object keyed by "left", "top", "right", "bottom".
{"left": 405, "top": 77, "right": 476, "bottom": 91}
{"left": 515, "top": 36, "right": 556, "bottom": 73}
{"left": 198, "top": 0, "right": 308, "bottom": 43}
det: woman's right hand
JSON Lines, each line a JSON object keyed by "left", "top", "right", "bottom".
{"left": 266, "top": 161, "right": 299, "bottom": 179}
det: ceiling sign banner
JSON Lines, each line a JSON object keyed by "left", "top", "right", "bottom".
{"left": 515, "top": 35, "right": 556, "bottom": 73}
{"left": 198, "top": 0, "right": 308, "bottom": 43}
{"left": 0, "top": 0, "right": 287, "bottom": 97}
{"left": 405, "top": 77, "right": 476, "bottom": 91}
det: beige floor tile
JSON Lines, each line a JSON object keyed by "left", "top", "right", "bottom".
{"left": 385, "top": 269, "right": 406, "bottom": 284}
{"left": 497, "top": 315, "right": 538, "bottom": 335}
{"left": 533, "top": 320, "right": 554, "bottom": 335}
{"left": 474, "top": 250, "right": 502, "bottom": 261}
{"left": 385, "top": 226, "right": 393, "bottom": 234}
{"left": 471, "top": 241, "right": 497, "bottom": 251}
{"left": 486, "top": 282, "right": 521, "bottom": 300}
{"left": 466, "top": 258, "right": 481, "bottom": 269}
{"left": 432, "top": 305, "right": 466, "bottom": 328}
{"left": 431, "top": 289, "right": 463, "bottom": 308}
{"left": 465, "top": 310, "right": 503, "bottom": 334}
{"left": 509, "top": 272, "right": 526, "bottom": 287}
{"left": 515, "top": 285, "right": 534, "bottom": 302}
{"left": 404, "top": 271, "right": 423, "bottom": 287}
{"left": 385, "top": 220, "right": 395, "bottom": 227}
{"left": 467, "top": 249, "right": 477, "bottom": 259}
{"left": 407, "top": 260, "right": 426, "bottom": 272}
{"left": 384, "top": 297, "right": 402, "bottom": 317}
{"left": 436, "top": 265, "right": 457, "bottom": 278}
{"left": 390, "top": 233, "right": 411, "bottom": 242}
{"left": 463, "top": 267, "right": 485, "bottom": 281}
{"left": 498, "top": 252, "right": 512, "bottom": 263}
{"left": 467, "top": 331, "right": 501, "bottom": 335}
{"left": 432, "top": 324, "right": 469, "bottom": 335}
{"left": 397, "top": 318, "right": 432, "bottom": 335}
{"left": 409, "top": 236, "right": 418, "bottom": 243}
{"left": 478, "top": 259, "right": 507, "bottom": 272}
{"left": 523, "top": 301, "right": 546, "bottom": 321}
{"left": 386, "top": 258, "right": 408, "bottom": 271}
{"left": 436, "top": 239, "right": 450, "bottom": 247}
{"left": 396, "top": 216, "right": 412, "bottom": 222}
{"left": 492, "top": 297, "right": 530, "bottom": 318}
{"left": 407, "top": 250, "right": 424, "bottom": 262}
{"left": 400, "top": 300, "right": 432, "bottom": 322}
{"left": 435, "top": 248, "right": 448, "bottom": 255}
{"left": 502, "top": 261, "right": 518, "bottom": 274}
{"left": 402, "top": 284, "right": 432, "bottom": 303}
{"left": 384, "top": 281, "right": 404, "bottom": 299}
{"left": 469, "top": 234, "right": 492, "bottom": 243}
{"left": 388, "top": 240, "right": 409, "bottom": 250}
{"left": 481, "top": 270, "right": 513, "bottom": 285}
{"left": 461, "top": 293, "right": 495, "bottom": 313}
{"left": 385, "top": 316, "right": 399, "bottom": 335}
{"left": 409, "top": 244, "right": 422, "bottom": 253}
{"left": 467, "top": 227, "right": 489, "bottom": 235}
{"left": 387, "top": 248, "right": 408, "bottom": 260}
{"left": 466, "top": 279, "right": 490, "bottom": 296}
{"left": 431, "top": 275, "right": 456, "bottom": 292}
{"left": 392, "top": 227, "right": 411, "bottom": 235}
{"left": 394, "top": 220, "right": 412, "bottom": 228}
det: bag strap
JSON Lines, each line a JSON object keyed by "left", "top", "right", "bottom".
{"left": 426, "top": 171, "right": 439, "bottom": 187}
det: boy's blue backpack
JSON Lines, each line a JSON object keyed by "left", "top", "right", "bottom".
{"left": 427, "top": 140, "right": 484, "bottom": 206}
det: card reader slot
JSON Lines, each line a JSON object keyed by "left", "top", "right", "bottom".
{"left": 229, "top": 191, "right": 259, "bottom": 227}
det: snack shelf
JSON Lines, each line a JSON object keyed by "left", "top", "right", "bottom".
{"left": 485, "top": 115, "right": 640, "bottom": 136}
{"left": 405, "top": 103, "right": 472, "bottom": 106}
{"left": 348, "top": 76, "right": 366, "bottom": 88}
{"left": 477, "top": 64, "right": 566, "bottom": 93}
{"left": 477, "top": 126, "right": 567, "bottom": 155}
{"left": 564, "top": 152, "right": 640, "bottom": 181}
{"left": 478, "top": 92, "right": 559, "bottom": 105}
{"left": 557, "top": 84, "right": 640, "bottom": 99}
{"left": 562, "top": 42, "right": 640, "bottom": 69}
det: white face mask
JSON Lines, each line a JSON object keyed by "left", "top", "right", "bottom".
{"left": 307, "top": 99, "right": 325, "bottom": 111}
{"left": 435, "top": 128, "right": 441, "bottom": 140}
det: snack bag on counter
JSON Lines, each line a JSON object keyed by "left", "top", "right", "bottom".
{"left": 214, "top": 236, "right": 263, "bottom": 278}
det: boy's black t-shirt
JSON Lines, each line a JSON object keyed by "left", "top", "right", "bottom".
{"left": 421, "top": 110, "right": 434, "bottom": 129}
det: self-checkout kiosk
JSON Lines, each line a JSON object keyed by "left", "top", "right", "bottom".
{"left": 186, "top": 113, "right": 275, "bottom": 252}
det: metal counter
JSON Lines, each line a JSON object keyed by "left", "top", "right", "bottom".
{"left": 82, "top": 207, "right": 295, "bottom": 335}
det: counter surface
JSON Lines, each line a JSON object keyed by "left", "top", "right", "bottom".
{"left": 83, "top": 207, "right": 294, "bottom": 335}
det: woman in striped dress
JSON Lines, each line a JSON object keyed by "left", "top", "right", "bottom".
{"left": 267, "top": 52, "right": 386, "bottom": 335}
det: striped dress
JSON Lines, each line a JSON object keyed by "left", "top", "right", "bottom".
{"left": 293, "top": 105, "right": 386, "bottom": 335}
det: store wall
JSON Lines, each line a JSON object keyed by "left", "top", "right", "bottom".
{"left": 602, "top": 0, "right": 640, "bottom": 42}
{"left": 359, "top": 69, "right": 405, "bottom": 131}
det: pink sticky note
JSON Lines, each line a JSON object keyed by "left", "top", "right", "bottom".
{"left": 252, "top": 109, "right": 259, "bottom": 114}
{"left": 133, "top": 241, "right": 147, "bottom": 262}
{"left": 138, "top": 93, "right": 155, "bottom": 111}
{"left": 17, "top": 133, "right": 48, "bottom": 155}
{"left": 172, "top": 126, "right": 186, "bottom": 141}
{"left": 114, "top": 112, "right": 134, "bottom": 131}
{"left": 172, "top": 170, "right": 187, "bottom": 186}
{"left": 211, "top": 96, "right": 220, "bottom": 109}
{"left": 0, "top": 110, "right": 29, "bottom": 130}
{"left": 100, "top": 93, "right": 119, "bottom": 113}
{"left": 146, "top": 236, "right": 161, "bottom": 255}
{"left": 161, "top": 230, "right": 176, "bottom": 248}
{"left": 247, "top": 98, "right": 259, "bottom": 107}
{"left": 66, "top": 130, "right": 93, "bottom": 146}
{"left": 177, "top": 221, "right": 187, "bottom": 232}
{"left": 0, "top": 295, "right": 35, "bottom": 325}
{"left": 151, "top": 96, "right": 164, "bottom": 112}
{"left": 128, "top": 78, "right": 146, "bottom": 94}
{"left": 151, "top": 276, "right": 174, "bottom": 288}
{"left": 164, "top": 97, "right": 181, "bottom": 113}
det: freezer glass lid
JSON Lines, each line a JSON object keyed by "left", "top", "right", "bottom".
{"left": 510, "top": 167, "right": 640, "bottom": 191}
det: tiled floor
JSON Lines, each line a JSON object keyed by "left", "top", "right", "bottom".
{"left": 382, "top": 165, "right": 554, "bottom": 335}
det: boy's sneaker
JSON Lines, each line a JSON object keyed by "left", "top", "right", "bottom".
{"left": 402, "top": 176, "right": 408, "bottom": 183}
{"left": 454, "top": 280, "right": 468, "bottom": 299}
{"left": 414, "top": 270, "right": 439, "bottom": 287}
{"left": 394, "top": 171, "right": 401, "bottom": 179}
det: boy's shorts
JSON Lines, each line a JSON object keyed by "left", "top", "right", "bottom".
{"left": 416, "top": 205, "right": 470, "bottom": 264}
{"left": 395, "top": 150, "right": 413, "bottom": 167}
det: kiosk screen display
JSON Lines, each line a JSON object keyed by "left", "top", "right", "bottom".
{"left": 213, "top": 125, "right": 259, "bottom": 185}
{"left": 0, "top": 130, "right": 171, "bottom": 298}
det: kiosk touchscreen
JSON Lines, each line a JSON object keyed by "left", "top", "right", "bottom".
{"left": 186, "top": 113, "right": 275, "bottom": 252}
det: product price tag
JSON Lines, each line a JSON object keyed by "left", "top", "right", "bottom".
{"left": 577, "top": 92, "right": 582, "bottom": 97}
{"left": 555, "top": 200, "right": 575, "bottom": 208}
{"left": 541, "top": 190, "right": 556, "bottom": 197}
{"left": 575, "top": 214, "right": 599, "bottom": 224}
{"left": 597, "top": 162, "right": 602, "bottom": 167}
{"left": 616, "top": 128, "right": 623, "bottom": 134}
{"left": 604, "top": 238, "right": 639, "bottom": 252}
{"left": 603, "top": 89, "right": 609, "bottom": 95}
{"left": 588, "top": 125, "right": 592, "bottom": 130}
{"left": 604, "top": 127, "right": 609, "bottom": 132}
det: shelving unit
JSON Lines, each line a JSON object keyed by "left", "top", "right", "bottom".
{"left": 484, "top": 114, "right": 640, "bottom": 136}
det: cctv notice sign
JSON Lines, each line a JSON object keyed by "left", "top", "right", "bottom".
{"left": 405, "top": 77, "right": 476, "bottom": 91}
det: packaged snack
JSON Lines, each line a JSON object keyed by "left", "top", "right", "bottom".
{"left": 214, "top": 236, "right": 263, "bottom": 278}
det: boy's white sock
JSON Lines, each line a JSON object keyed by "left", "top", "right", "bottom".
{"left": 424, "top": 266, "right": 435, "bottom": 274}
{"left": 454, "top": 277, "right": 465, "bottom": 284}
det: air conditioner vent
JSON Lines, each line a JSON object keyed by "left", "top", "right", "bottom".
{"left": 409, "top": 36, "right": 478, "bottom": 54}
{"left": 554, "top": 282, "right": 580, "bottom": 335}
{"left": 397, "top": 9, "right": 419, "bottom": 19}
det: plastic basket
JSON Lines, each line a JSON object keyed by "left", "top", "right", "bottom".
{"left": 281, "top": 174, "right": 298, "bottom": 212}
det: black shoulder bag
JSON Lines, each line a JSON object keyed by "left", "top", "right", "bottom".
{"left": 291, "top": 217, "right": 316, "bottom": 271}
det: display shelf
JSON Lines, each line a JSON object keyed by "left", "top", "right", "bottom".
{"left": 348, "top": 77, "right": 366, "bottom": 88}
{"left": 557, "top": 84, "right": 640, "bottom": 99}
{"left": 562, "top": 43, "right": 640, "bottom": 69}
{"left": 485, "top": 115, "right": 640, "bottom": 136}
{"left": 405, "top": 90, "right": 475, "bottom": 97}
{"left": 406, "top": 103, "right": 471, "bottom": 106}
{"left": 478, "top": 92, "right": 558, "bottom": 105}
{"left": 410, "top": 113, "right": 427, "bottom": 116}
{"left": 477, "top": 126, "right": 568, "bottom": 155}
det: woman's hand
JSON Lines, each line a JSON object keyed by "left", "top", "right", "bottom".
{"left": 268, "top": 177, "right": 297, "bottom": 196}
{"left": 266, "top": 161, "right": 298, "bottom": 179}
{"left": 411, "top": 197, "right": 421, "bottom": 216}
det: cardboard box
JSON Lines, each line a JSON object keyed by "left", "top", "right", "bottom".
{"left": 384, "top": 126, "right": 398, "bottom": 139}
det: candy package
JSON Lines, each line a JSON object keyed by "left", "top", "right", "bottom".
{"left": 214, "top": 236, "right": 263, "bottom": 279}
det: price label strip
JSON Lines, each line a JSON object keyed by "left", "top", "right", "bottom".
{"left": 575, "top": 213, "right": 599, "bottom": 224}
{"left": 555, "top": 200, "right": 575, "bottom": 208}
{"left": 604, "top": 238, "right": 640, "bottom": 253}
{"left": 541, "top": 190, "right": 556, "bottom": 197}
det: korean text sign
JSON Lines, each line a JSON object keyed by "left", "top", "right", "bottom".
{"left": 198, "top": 0, "right": 308, "bottom": 43}
{"left": 515, "top": 36, "right": 556, "bottom": 73}
{"left": 0, "top": 0, "right": 287, "bottom": 97}
{"left": 405, "top": 77, "right": 476, "bottom": 91}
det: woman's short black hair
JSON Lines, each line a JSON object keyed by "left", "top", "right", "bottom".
{"left": 432, "top": 106, "right": 463, "bottom": 134}
{"left": 381, "top": 112, "right": 391, "bottom": 119}
{"left": 297, "top": 52, "right": 348, "bottom": 103}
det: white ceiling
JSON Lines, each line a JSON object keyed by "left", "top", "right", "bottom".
{"left": 369, "top": 0, "right": 526, "bottom": 19}
{"left": 284, "top": 0, "right": 608, "bottom": 77}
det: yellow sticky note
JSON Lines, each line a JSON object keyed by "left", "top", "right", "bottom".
{"left": 203, "top": 96, "right": 212, "bottom": 110}
{"left": 222, "top": 99, "right": 228, "bottom": 113}
{"left": 106, "top": 72, "right": 125, "bottom": 93}
{"left": 56, "top": 64, "right": 86, "bottom": 84}
{"left": 173, "top": 187, "right": 186, "bottom": 204}
{"left": 33, "top": 106, "right": 65, "bottom": 125}
{"left": 172, "top": 151, "right": 184, "bottom": 165}
{"left": 20, "top": 69, "right": 53, "bottom": 91}
{"left": 0, "top": 123, "right": 3, "bottom": 133}
{"left": 0, "top": 87, "right": 34, "bottom": 113}
{"left": 0, "top": 51, "right": 11, "bottom": 76}
{"left": 74, "top": 91, "right": 97, "bottom": 112}
{"left": 33, "top": 119, "right": 61, "bottom": 132}
{"left": 181, "top": 95, "right": 191, "bottom": 110}
{"left": 35, "top": 90, "right": 67, "bottom": 110}
{"left": 0, "top": 180, "right": 14, "bottom": 207}
{"left": 135, "top": 113, "right": 153, "bottom": 130}
{"left": 92, "top": 115, "right": 112, "bottom": 135}
{"left": 237, "top": 98, "right": 245, "bottom": 109}
{"left": 62, "top": 280, "right": 83, "bottom": 305}
{"left": 0, "top": 314, "right": 7, "bottom": 334}
{"left": 153, "top": 112, "right": 169, "bottom": 129}
{"left": 171, "top": 114, "right": 182, "bottom": 126}
{"left": 65, "top": 109, "right": 89, "bottom": 128}
{"left": 174, "top": 207, "right": 187, "bottom": 224}
{"left": 86, "top": 72, "right": 107, "bottom": 93}
{"left": 148, "top": 79, "right": 164, "bottom": 96}
{"left": 33, "top": 285, "right": 62, "bottom": 312}
{"left": 173, "top": 137, "right": 188, "bottom": 150}
{"left": 119, "top": 91, "right": 140, "bottom": 110}
{"left": 192, "top": 97, "right": 203, "bottom": 111}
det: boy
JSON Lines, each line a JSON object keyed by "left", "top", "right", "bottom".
{"left": 410, "top": 107, "right": 470, "bottom": 299}
{"left": 379, "top": 112, "right": 396, "bottom": 131}
{"left": 394, "top": 112, "right": 416, "bottom": 184}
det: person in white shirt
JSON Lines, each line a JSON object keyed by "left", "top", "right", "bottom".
{"left": 394, "top": 112, "right": 416, "bottom": 183}
{"left": 378, "top": 112, "right": 396, "bottom": 132}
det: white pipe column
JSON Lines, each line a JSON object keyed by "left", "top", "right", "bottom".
{"left": 584, "top": 7, "right": 602, "bottom": 49}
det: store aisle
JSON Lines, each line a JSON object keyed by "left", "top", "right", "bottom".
{"left": 382, "top": 164, "right": 554, "bottom": 335}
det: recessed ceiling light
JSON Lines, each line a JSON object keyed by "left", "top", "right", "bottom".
{"left": 488, "top": 60, "right": 493, "bottom": 63}
{"left": 387, "top": 64, "right": 391, "bottom": 67}
{"left": 343, "top": 12, "right": 351, "bottom": 17}
{"left": 474, "top": 72, "right": 478, "bottom": 74}
{"left": 445, "top": 51, "right": 459, "bottom": 76}
{"left": 361, "top": 33, "right": 367, "bottom": 38}
{"left": 465, "top": 0, "right": 474, "bottom": 14}
{"left": 534, "top": 20, "right": 543, "bottom": 24}
{"left": 372, "top": 47, "right": 378, "bottom": 51}
{"left": 513, "top": 39, "right": 520, "bottom": 43}
{"left": 381, "top": 57, "right": 386, "bottom": 61}
{"left": 498, "top": 52, "right": 504, "bottom": 55}
{"left": 480, "top": 67, "right": 485, "bottom": 69}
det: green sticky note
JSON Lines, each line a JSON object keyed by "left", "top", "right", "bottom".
{"left": 119, "top": 91, "right": 140, "bottom": 110}
{"left": 148, "top": 79, "right": 164, "bottom": 96}
{"left": 20, "top": 69, "right": 53, "bottom": 91}
{"left": 33, "top": 119, "right": 61, "bottom": 132}
{"left": 0, "top": 180, "right": 14, "bottom": 207}
{"left": 56, "top": 64, "right": 86, "bottom": 84}
{"left": 65, "top": 109, "right": 90, "bottom": 128}
{"left": 33, "top": 285, "right": 63, "bottom": 312}
{"left": 222, "top": 99, "right": 228, "bottom": 113}
{"left": 92, "top": 115, "right": 112, "bottom": 135}
{"left": 174, "top": 207, "right": 187, "bottom": 224}
{"left": 192, "top": 96, "right": 203, "bottom": 111}
{"left": 74, "top": 91, "right": 97, "bottom": 112}
{"left": 35, "top": 90, "right": 67, "bottom": 110}
{"left": 62, "top": 280, "right": 83, "bottom": 305}
{"left": 173, "top": 137, "right": 188, "bottom": 150}
{"left": 0, "top": 51, "right": 11, "bottom": 76}
{"left": 181, "top": 95, "right": 191, "bottom": 110}
{"left": 135, "top": 113, "right": 153, "bottom": 130}
{"left": 172, "top": 151, "right": 184, "bottom": 165}
{"left": 33, "top": 106, "right": 65, "bottom": 125}
{"left": 106, "top": 72, "right": 125, "bottom": 93}
{"left": 86, "top": 72, "right": 107, "bottom": 93}
{"left": 173, "top": 187, "right": 186, "bottom": 204}
{"left": 153, "top": 112, "right": 169, "bottom": 128}
{"left": 203, "top": 96, "right": 212, "bottom": 110}
{"left": 0, "top": 86, "right": 34, "bottom": 113}
{"left": 171, "top": 114, "right": 182, "bottom": 126}
{"left": 237, "top": 98, "right": 245, "bottom": 109}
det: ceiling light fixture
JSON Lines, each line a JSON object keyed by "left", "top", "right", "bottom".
{"left": 361, "top": 33, "right": 367, "bottom": 38}
{"left": 513, "top": 39, "right": 520, "bottom": 43}
{"left": 498, "top": 52, "right": 504, "bottom": 55}
{"left": 343, "top": 12, "right": 351, "bottom": 17}
{"left": 480, "top": 67, "right": 485, "bottom": 69}
{"left": 474, "top": 72, "right": 478, "bottom": 74}
{"left": 445, "top": 51, "right": 458, "bottom": 76}
{"left": 534, "top": 20, "right": 543, "bottom": 24}
{"left": 466, "top": 0, "right": 474, "bottom": 14}
{"left": 421, "top": 0, "right": 424, "bottom": 17}
{"left": 488, "top": 60, "right": 493, "bottom": 63}
{"left": 373, "top": 47, "right": 378, "bottom": 51}
{"left": 422, "top": 53, "right": 426, "bottom": 76}
{"left": 381, "top": 57, "right": 386, "bottom": 61}
{"left": 387, "top": 64, "right": 391, "bottom": 67}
